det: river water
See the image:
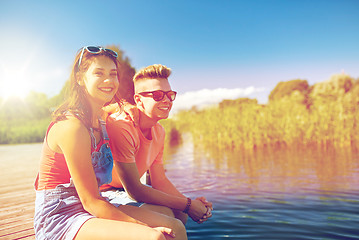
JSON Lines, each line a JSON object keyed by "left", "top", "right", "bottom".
{"left": 163, "top": 136, "right": 359, "bottom": 239}
{"left": 2, "top": 139, "right": 358, "bottom": 239}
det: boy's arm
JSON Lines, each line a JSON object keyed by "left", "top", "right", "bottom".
{"left": 114, "top": 161, "right": 188, "bottom": 210}
{"left": 150, "top": 164, "right": 213, "bottom": 222}
{"left": 148, "top": 164, "right": 188, "bottom": 222}
{"left": 115, "top": 161, "right": 210, "bottom": 223}
{"left": 108, "top": 119, "right": 210, "bottom": 222}
{"left": 149, "top": 164, "right": 185, "bottom": 197}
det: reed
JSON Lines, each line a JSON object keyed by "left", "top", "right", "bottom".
{"left": 162, "top": 74, "right": 359, "bottom": 150}
{"left": 0, "top": 118, "right": 50, "bottom": 144}
{"left": 1, "top": 74, "right": 358, "bottom": 150}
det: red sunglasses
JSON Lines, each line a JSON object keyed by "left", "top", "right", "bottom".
{"left": 138, "top": 90, "right": 177, "bottom": 102}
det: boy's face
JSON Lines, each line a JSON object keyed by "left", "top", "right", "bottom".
{"left": 134, "top": 78, "right": 173, "bottom": 121}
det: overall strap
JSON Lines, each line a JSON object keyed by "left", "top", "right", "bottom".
{"left": 99, "top": 119, "right": 109, "bottom": 141}
{"left": 89, "top": 128, "right": 97, "bottom": 150}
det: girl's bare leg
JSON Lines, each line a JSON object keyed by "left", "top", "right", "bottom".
{"left": 75, "top": 205, "right": 187, "bottom": 240}
{"left": 75, "top": 218, "right": 166, "bottom": 240}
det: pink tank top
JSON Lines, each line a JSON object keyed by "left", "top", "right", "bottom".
{"left": 35, "top": 122, "right": 103, "bottom": 190}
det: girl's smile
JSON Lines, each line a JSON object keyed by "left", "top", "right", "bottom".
{"left": 81, "top": 55, "right": 119, "bottom": 108}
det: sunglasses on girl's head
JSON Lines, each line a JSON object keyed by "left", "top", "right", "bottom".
{"left": 138, "top": 90, "right": 177, "bottom": 102}
{"left": 78, "top": 46, "right": 118, "bottom": 68}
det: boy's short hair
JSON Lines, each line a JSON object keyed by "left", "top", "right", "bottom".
{"left": 133, "top": 64, "right": 171, "bottom": 83}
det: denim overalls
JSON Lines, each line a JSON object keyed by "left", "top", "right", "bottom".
{"left": 34, "top": 119, "right": 113, "bottom": 240}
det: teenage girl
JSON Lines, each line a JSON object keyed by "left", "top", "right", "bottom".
{"left": 34, "top": 46, "right": 187, "bottom": 240}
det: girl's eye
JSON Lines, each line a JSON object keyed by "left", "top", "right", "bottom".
{"left": 94, "top": 72, "right": 103, "bottom": 76}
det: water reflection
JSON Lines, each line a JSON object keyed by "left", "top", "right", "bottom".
{"left": 163, "top": 136, "right": 359, "bottom": 239}
{"left": 164, "top": 135, "right": 359, "bottom": 197}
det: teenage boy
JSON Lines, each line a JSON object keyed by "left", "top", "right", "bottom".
{"left": 102, "top": 64, "right": 213, "bottom": 224}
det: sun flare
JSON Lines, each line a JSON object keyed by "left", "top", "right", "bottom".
{"left": 0, "top": 66, "right": 31, "bottom": 101}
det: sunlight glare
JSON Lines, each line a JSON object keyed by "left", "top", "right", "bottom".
{"left": 0, "top": 32, "right": 42, "bottom": 101}
{"left": 0, "top": 66, "right": 31, "bottom": 100}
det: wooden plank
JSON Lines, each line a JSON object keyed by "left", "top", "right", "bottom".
{"left": 0, "top": 229, "right": 35, "bottom": 240}
{"left": 0, "top": 225, "right": 34, "bottom": 239}
{"left": 0, "top": 144, "right": 41, "bottom": 240}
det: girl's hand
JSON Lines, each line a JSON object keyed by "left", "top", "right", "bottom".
{"left": 103, "top": 102, "right": 139, "bottom": 127}
{"left": 154, "top": 227, "right": 175, "bottom": 238}
{"left": 122, "top": 102, "right": 139, "bottom": 127}
{"left": 103, "top": 103, "right": 121, "bottom": 115}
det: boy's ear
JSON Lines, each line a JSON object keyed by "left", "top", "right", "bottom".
{"left": 134, "top": 94, "right": 144, "bottom": 109}
{"left": 134, "top": 94, "right": 141, "bottom": 104}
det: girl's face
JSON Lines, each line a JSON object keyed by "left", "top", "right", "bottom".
{"left": 80, "top": 55, "right": 119, "bottom": 109}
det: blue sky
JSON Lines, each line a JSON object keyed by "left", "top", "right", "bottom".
{"left": 0, "top": 0, "right": 358, "bottom": 109}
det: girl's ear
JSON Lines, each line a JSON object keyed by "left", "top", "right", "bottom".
{"left": 76, "top": 72, "right": 84, "bottom": 86}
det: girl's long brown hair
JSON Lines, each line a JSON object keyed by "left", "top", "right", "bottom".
{"left": 52, "top": 47, "right": 121, "bottom": 129}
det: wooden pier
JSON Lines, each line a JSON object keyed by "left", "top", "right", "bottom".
{"left": 0, "top": 143, "right": 149, "bottom": 239}
{"left": 0, "top": 143, "right": 41, "bottom": 240}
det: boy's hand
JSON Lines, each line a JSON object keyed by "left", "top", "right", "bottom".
{"left": 195, "top": 197, "right": 213, "bottom": 224}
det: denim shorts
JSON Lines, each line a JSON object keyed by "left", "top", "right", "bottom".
{"left": 34, "top": 181, "right": 95, "bottom": 240}
{"left": 101, "top": 188, "right": 143, "bottom": 207}
{"left": 34, "top": 122, "right": 114, "bottom": 240}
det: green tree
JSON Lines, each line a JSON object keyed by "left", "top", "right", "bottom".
{"left": 0, "top": 44, "right": 137, "bottom": 144}
{"left": 107, "top": 45, "right": 136, "bottom": 104}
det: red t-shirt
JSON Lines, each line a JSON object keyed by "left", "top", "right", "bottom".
{"left": 102, "top": 112, "right": 164, "bottom": 189}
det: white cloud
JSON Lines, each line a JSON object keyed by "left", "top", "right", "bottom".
{"left": 171, "top": 86, "right": 265, "bottom": 115}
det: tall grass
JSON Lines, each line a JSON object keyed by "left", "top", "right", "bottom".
{"left": 161, "top": 74, "right": 359, "bottom": 150}
{"left": 2, "top": 74, "right": 358, "bottom": 150}
{"left": 0, "top": 118, "right": 50, "bottom": 144}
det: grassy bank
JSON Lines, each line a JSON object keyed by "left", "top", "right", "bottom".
{"left": 0, "top": 118, "right": 50, "bottom": 144}
{"left": 161, "top": 74, "right": 359, "bottom": 150}
{"left": 2, "top": 74, "right": 358, "bottom": 150}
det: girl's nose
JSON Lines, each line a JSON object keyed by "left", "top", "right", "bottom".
{"left": 104, "top": 76, "right": 113, "bottom": 83}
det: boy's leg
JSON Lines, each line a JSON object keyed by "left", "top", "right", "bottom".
{"left": 101, "top": 188, "right": 142, "bottom": 207}
{"left": 119, "top": 205, "right": 187, "bottom": 239}
{"left": 140, "top": 203, "right": 175, "bottom": 218}
{"left": 141, "top": 203, "right": 188, "bottom": 225}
